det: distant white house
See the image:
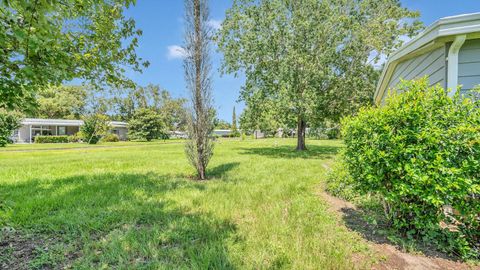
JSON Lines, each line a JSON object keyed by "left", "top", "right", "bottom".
{"left": 213, "top": 129, "right": 233, "bottom": 137}
{"left": 12, "top": 118, "right": 128, "bottom": 143}
{"left": 169, "top": 130, "right": 188, "bottom": 139}
{"left": 375, "top": 13, "right": 480, "bottom": 104}
{"left": 170, "top": 129, "right": 235, "bottom": 139}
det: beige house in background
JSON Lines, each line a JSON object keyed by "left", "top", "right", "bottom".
{"left": 375, "top": 13, "right": 480, "bottom": 104}
{"left": 12, "top": 118, "right": 128, "bottom": 143}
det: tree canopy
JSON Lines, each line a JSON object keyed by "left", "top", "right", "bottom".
{"left": 0, "top": 0, "right": 148, "bottom": 111}
{"left": 33, "top": 85, "right": 88, "bottom": 119}
{"left": 80, "top": 113, "right": 111, "bottom": 144}
{"left": 217, "top": 0, "right": 421, "bottom": 150}
{"left": 0, "top": 109, "right": 22, "bottom": 147}
{"left": 112, "top": 84, "right": 188, "bottom": 131}
{"left": 214, "top": 119, "right": 231, "bottom": 129}
{"left": 127, "top": 108, "right": 167, "bottom": 141}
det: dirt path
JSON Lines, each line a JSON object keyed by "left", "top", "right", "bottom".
{"left": 319, "top": 192, "right": 479, "bottom": 270}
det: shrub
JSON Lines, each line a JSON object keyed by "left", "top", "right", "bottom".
{"left": 68, "top": 134, "right": 82, "bottom": 143}
{"left": 35, "top": 136, "right": 69, "bottom": 143}
{"left": 325, "top": 157, "right": 357, "bottom": 201}
{"left": 0, "top": 109, "right": 22, "bottom": 147}
{"left": 81, "top": 114, "right": 111, "bottom": 144}
{"left": 221, "top": 133, "right": 236, "bottom": 138}
{"left": 326, "top": 127, "right": 340, "bottom": 139}
{"left": 128, "top": 108, "right": 167, "bottom": 141}
{"left": 159, "top": 133, "right": 170, "bottom": 140}
{"left": 101, "top": 134, "right": 119, "bottom": 142}
{"left": 341, "top": 79, "right": 480, "bottom": 259}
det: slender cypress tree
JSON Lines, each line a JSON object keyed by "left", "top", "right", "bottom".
{"left": 232, "top": 106, "right": 238, "bottom": 134}
{"left": 183, "top": 0, "right": 214, "bottom": 180}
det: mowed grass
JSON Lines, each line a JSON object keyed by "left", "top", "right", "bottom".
{"left": 0, "top": 139, "right": 183, "bottom": 151}
{"left": 0, "top": 139, "right": 371, "bottom": 269}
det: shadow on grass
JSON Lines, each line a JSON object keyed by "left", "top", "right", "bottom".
{"left": 340, "top": 206, "right": 456, "bottom": 260}
{"left": 207, "top": 162, "right": 240, "bottom": 179}
{"left": 0, "top": 172, "right": 237, "bottom": 269}
{"left": 239, "top": 144, "right": 341, "bottom": 159}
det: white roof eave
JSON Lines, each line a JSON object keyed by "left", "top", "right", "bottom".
{"left": 21, "top": 118, "right": 127, "bottom": 128}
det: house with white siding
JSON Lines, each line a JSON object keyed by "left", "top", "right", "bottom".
{"left": 375, "top": 13, "right": 480, "bottom": 104}
{"left": 12, "top": 118, "right": 128, "bottom": 143}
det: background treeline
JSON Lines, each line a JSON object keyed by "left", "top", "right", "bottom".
{"left": 29, "top": 84, "right": 189, "bottom": 132}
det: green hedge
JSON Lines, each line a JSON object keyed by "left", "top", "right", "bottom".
{"left": 341, "top": 79, "right": 479, "bottom": 259}
{"left": 35, "top": 136, "right": 70, "bottom": 143}
{"left": 68, "top": 134, "right": 82, "bottom": 143}
{"left": 326, "top": 127, "right": 340, "bottom": 139}
{"left": 101, "top": 134, "right": 119, "bottom": 142}
{"left": 325, "top": 157, "right": 357, "bottom": 201}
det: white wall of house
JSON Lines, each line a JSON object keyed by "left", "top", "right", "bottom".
{"left": 111, "top": 127, "right": 128, "bottom": 141}
{"left": 375, "top": 13, "right": 480, "bottom": 104}
{"left": 386, "top": 46, "right": 446, "bottom": 92}
{"left": 458, "top": 38, "right": 480, "bottom": 94}
{"left": 381, "top": 39, "right": 480, "bottom": 103}
{"left": 13, "top": 118, "right": 128, "bottom": 143}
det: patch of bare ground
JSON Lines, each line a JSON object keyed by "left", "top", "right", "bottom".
{"left": 0, "top": 228, "right": 79, "bottom": 270}
{"left": 319, "top": 192, "right": 480, "bottom": 270}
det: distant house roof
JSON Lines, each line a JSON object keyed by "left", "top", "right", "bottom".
{"left": 213, "top": 129, "right": 232, "bottom": 135}
{"left": 110, "top": 121, "right": 127, "bottom": 128}
{"left": 374, "top": 12, "right": 480, "bottom": 104}
{"left": 21, "top": 118, "right": 127, "bottom": 128}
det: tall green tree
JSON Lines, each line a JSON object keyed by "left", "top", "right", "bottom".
{"left": 240, "top": 99, "right": 286, "bottom": 137}
{"left": 217, "top": 0, "right": 421, "bottom": 150}
{"left": 80, "top": 113, "right": 111, "bottom": 144}
{"left": 158, "top": 92, "right": 188, "bottom": 131}
{"left": 113, "top": 84, "right": 163, "bottom": 120}
{"left": 214, "top": 119, "right": 231, "bottom": 129}
{"left": 0, "top": 0, "right": 148, "bottom": 111}
{"left": 232, "top": 106, "right": 238, "bottom": 134}
{"left": 112, "top": 85, "right": 188, "bottom": 131}
{"left": 33, "top": 85, "right": 88, "bottom": 119}
{"left": 127, "top": 108, "right": 167, "bottom": 141}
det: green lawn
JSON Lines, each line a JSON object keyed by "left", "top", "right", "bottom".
{"left": 0, "top": 139, "right": 372, "bottom": 269}
{"left": 0, "top": 139, "right": 183, "bottom": 151}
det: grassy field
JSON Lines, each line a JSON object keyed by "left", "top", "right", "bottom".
{"left": 0, "top": 139, "right": 372, "bottom": 269}
{"left": 0, "top": 139, "right": 183, "bottom": 151}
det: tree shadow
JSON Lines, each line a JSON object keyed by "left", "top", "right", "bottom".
{"left": 0, "top": 172, "right": 237, "bottom": 268}
{"left": 239, "top": 145, "right": 341, "bottom": 159}
{"left": 207, "top": 162, "right": 240, "bottom": 179}
{"left": 340, "top": 206, "right": 458, "bottom": 261}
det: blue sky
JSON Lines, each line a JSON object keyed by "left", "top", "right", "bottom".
{"left": 123, "top": 0, "right": 480, "bottom": 122}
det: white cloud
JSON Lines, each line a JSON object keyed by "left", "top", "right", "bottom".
{"left": 167, "top": 45, "right": 187, "bottom": 60}
{"left": 207, "top": 19, "right": 222, "bottom": 30}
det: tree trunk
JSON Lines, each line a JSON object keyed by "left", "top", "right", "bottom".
{"left": 198, "top": 164, "right": 206, "bottom": 180}
{"left": 296, "top": 116, "right": 307, "bottom": 151}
